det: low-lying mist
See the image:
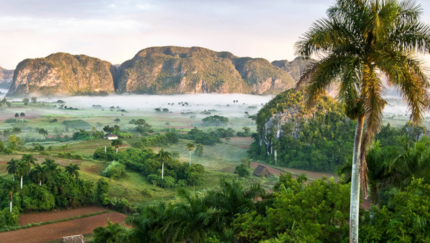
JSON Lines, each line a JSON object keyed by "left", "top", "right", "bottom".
{"left": 7, "top": 94, "right": 274, "bottom": 118}
{"left": 0, "top": 91, "right": 421, "bottom": 118}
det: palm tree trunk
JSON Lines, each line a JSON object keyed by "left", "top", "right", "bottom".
{"left": 39, "top": 180, "right": 41, "bottom": 186}
{"left": 350, "top": 115, "right": 365, "bottom": 243}
{"left": 20, "top": 175, "right": 23, "bottom": 189}
{"left": 162, "top": 162, "right": 164, "bottom": 181}
{"left": 12, "top": 174, "right": 14, "bottom": 181}
{"left": 10, "top": 201, "right": 12, "bottom": 213}
{"left": 189, "top": 151, "right": 192, "bottom": 166}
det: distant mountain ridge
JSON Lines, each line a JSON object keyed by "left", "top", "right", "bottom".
{"left": 0, "top": 66, "right": 14, "bottom": 89}
{"left": 7, "top": 53, "right": 115, "bottom": 96}
{"left": 6, "top": 46, "right": 311, "bottom": 96}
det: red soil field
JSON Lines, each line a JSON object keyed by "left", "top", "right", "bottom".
{"left": 0, "top": 212, "right": 127, "bottom": 243}
{"left": 19, "top": 206, "right": 108, "bottom": 226}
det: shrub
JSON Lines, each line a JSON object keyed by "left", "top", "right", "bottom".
{"left": 102, "top": 161, "right": 127, "bottom": 179}
{"left": 235, "top": 164, "right": 250, "bottom": 178}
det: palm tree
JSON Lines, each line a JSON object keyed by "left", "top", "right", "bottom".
{"left": 21, "top": 154, "right": 37, "bottom": 168}
{"left": 31, "top": 164, "right": 48, "bottom": 186}
{"left": 6, "top": 158, "right": 19, "bottom": 181}
{"left": 42, "top": 158, "right": 60, "bottom": 176}
{"left": 65, "top": 163, "right": 80, "bottom": 179}
{"left": 155, "top": 149, "right": 171, "bottom": 181}
{"left": 16, "top": 160, "right": 30, "bottom": 189}
{"left": 162, "top": 188, "right": 211, "bottom": 243}
{"left": 186, "top": 143, "right": 194, "bottom": 166}
{"left": 205, "top": 179, "right": 265, "bottom": 234}
{"left": 296, "top": 1, "right": 430, "bottom": 241}
{"left": 3, "top": 180, "right": 18, "bottom": 212}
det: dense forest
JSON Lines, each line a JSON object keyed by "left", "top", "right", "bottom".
{"left": 248, "top": 89, "right": 356, "bottom": 172}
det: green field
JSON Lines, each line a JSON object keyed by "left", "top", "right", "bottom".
{"left": 0, "top": 99, "right": 272, "bottom": 205}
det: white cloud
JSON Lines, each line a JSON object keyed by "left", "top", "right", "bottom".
{"left": 0, "top": 0, "right": 429, "bottom": 70}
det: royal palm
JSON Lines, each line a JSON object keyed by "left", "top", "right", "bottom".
{"left": 296, "top": 0, "right": 430, "bottom": 241}
{"left": 3, "top": 180, "right": 18, "bottom": 212}
{"left": 31, "top": 164, "right": 48, "bottom": 186}
{"left": 6, "top": 158, "right": 19, "bottom": 181}
{"left": 155, "top": 149, "right": 171, "bottom": 181}
{"left": 65, "top": 163, "right": 80, "bottom": 179}
{"left": 186, "top": 143, "right": 194, "bottom": 166}
{"left": 16, "top": 160, "right": 30, "bottom": 189}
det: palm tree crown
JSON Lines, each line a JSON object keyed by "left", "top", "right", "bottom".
{"left": 6, "top": 158, "right": 19, "bottom": 180}
{"left": 31, "top": 164, "right": 48, "bottom": 186}
{"left": 187, "top": 143, "right": 194, "bottom": 151}
{"left": 155, "top": 149, "right": 171, "bottom": 163}
{"left": 65, "top": 163, "right": 80, "bottom": 179}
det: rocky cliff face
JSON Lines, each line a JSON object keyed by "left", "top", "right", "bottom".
{"left": 271, "top": 57, "right": 312, "bottom": 81}
{"left": 115, "top": 46, "right": 295, "bottom": 95}
{"left": 7, "top": 53, "right": 116, "bottom": 96}
{"left": 256, "top": 89, "right": 343, "bottom": 161}
{"left": 0, "top": 66, "right": 14, "bottom": 89}
{"left": 7, "top": 46, "right": 302, "bottom": 96}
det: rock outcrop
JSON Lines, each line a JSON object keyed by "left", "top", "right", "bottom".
{"left": 7, "top": 46, "right": 302, "bottom": 96}
{"left": 0, "top": 66, "right": 14, "bottom": 89}
{"left": 271, "top": 57, "right": 312, "bottom": 81}
{"left": 7, "top": 53, "right": 116, "bottom": 96}
{"left": 115, "top": 46, "right": 295, "bottom": 95}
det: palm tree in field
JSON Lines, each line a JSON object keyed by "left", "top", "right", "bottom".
{"left": 31, "top": 164, "right": 48, "bottom": 186}
{"left": 3, "top": 180, "right": 18, "bottom": 212}
{"left": 186, "top": 143, "right": 194, "bottom": 166}
{"left": 16, "top": 160, "right": 30, "bottom": 189}
{"left": 155, "top": 149, "right": 171, "bottom": 181}
{"left": 6, "top": 158, "right": 19, "bottom": 181}
{"left": 65, "top": 163, "right": 80, "bottom": 179}
{"left": 295, "top": 0, "right": 430, "bottom": 241}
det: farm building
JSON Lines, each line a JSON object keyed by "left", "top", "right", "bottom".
{"left": 106, "top": 134, "right": 118, "bottom": 140}
{"left": 253, "top": 165, "right": 271, "bottom": 177}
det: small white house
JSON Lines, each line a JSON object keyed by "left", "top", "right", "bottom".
{"left": 106, "top": 134, "right": 118, "bottom": 140}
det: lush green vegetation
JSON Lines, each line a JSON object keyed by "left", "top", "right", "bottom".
{"left": 0, "top": 156, "right": 93, "bottom": 227}
{"left": 249, "top": 89, "right": 356, "bottom": 172}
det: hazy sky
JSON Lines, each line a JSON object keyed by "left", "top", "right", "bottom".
{"left": 1, "top": 0, "right": 430, "bottom": 69}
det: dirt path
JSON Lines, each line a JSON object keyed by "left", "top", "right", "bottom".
{"left": 0, "top": 212, "right": 127, "bottom": 243}
{"left": 19, "top": 206, "right": 108, "bottom": 226}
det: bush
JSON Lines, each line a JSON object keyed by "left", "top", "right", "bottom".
{"left": 0, "top": 207, "right": 19, "bottom": 228}
{"left": 235, "top": 164, "right": 250, "bottom": 178}
{"left": 102, "top": 161, "right": 127, "bottom": 179}
{"left": 5, "top": 118, "right": 17, "bottom": 123}
{"left": 96, "top": 178, "right": 110, "bottom": 205}
{"left": 141, "top": 189, "right": 153, "bottom": 197}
